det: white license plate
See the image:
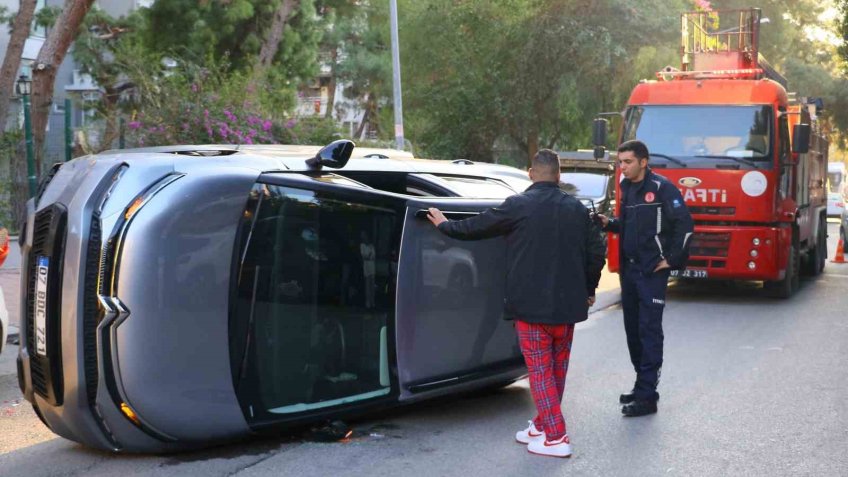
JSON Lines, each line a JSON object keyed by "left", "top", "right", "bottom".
{"left": 34, "top": 256, "right": 49, "bottom": 356}
{"left": 670, "top": 268, "right": 708, "bottom": 279}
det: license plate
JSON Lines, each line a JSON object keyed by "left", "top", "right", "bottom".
{"left": 34, "top": 256, "right": 49, "bottom": 356}
{"left": 670, "top": 268, "right": 708, "bottom": 279}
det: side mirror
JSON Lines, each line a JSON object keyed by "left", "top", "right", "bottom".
{"left": 592, "top": 118, "right": 608, "bottom": 160}
{"left": 307, "top": 139, "right": 356, "bottom": 169}
{"left": 792, "top": 124, "right": 810, "bottom": 154}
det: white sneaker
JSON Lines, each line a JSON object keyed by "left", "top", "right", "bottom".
{"left": 515, "top": 420, "right": 545, "bottom": 444}
{"left": 527, "top": 434, "right": 572, "bottom": 458}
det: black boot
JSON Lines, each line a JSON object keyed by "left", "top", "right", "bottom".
{"left": 619, "top": 391, "right": 636, "bottom": 404}
{"left": 621, "top": 399, "right": 657, "bottom": 417}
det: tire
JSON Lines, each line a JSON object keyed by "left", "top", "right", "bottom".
{"left": 765, "top": 233, "right": 799, "bottom": 299}
{"left": 802, "top": 216, "right": 826, "bottom": 276}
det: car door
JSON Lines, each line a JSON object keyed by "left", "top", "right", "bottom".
{"left": 395, "top": 197, "right": 525, "bottom": 401}
{"left": 230, "top": 173, "right": 522, "bottom": 426}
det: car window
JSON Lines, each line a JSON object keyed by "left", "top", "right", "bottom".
{"left": 231, "top": 184, "right": 400, "bottom": 421}
{"left": 433, "top": 175, "right": 518, "bottom": 198}
{"left": 561, "top": 172, "right": 609, "bottom": 198}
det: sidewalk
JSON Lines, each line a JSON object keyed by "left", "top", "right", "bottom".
{"left": 590, "top": 265, "right": 621, "bottom": 314}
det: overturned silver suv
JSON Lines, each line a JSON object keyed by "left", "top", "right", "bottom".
{"left": 17, "top": 141, "right": 529, "bottom": 452}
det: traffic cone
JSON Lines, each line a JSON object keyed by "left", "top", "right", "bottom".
{"left": 833, "top": 238, "right": 846, "bottom": 264}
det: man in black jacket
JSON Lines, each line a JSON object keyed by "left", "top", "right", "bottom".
{"left": 427, "top": 149, "right": 606, "bottom": 458}
{"left": 598, "top": 139, "right": 694, "bottom": 417}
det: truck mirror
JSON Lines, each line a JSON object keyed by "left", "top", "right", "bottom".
{"left": 592, "top": 119, "right": 608, "bottom": 147}
{"left": 592, "top": 118, "right": 608, "bottom": 159}
{"left": 792, "top": 124, "right": 810, "bottom": 154}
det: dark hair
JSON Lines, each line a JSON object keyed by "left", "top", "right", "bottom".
{"left": 532, "top": 149, "right": 560, "bottom": 176}
{"left": 617, "top": 140, "right": 650, "bottom": 161}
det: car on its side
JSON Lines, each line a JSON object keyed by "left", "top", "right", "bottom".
{"left": 17, "top": 141, "right": 526, "bottom": 453}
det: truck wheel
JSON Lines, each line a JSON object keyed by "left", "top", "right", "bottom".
{"left": 802, "top": 216, "right": 826, "bottom": 276}
{"left": 765, "top": 237, "right": 799, "bottom": 299}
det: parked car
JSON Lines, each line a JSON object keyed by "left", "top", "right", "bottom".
{"left": 557, "top": 150, "right": 615, "bottom": 218}
{"left": 841, "top": 197, "right": 848, "bottom": 244}
{"left": 17, "top": 141, "right": 526, "bottom": 452}
{"left": 828, "top": 191, "right": 845, "bottom": 218}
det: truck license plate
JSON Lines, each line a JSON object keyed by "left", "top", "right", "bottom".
{"left": 35, "top": 256, "right": 49, "bottom": 356}
{"left": 670, "top": 269, "right": 708, "bottom": 279}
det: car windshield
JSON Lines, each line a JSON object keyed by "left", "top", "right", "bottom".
{"left": 561, "top": 172, "right": 608, "bottom": 198}
{"left": 623, "top": 105, "right": 773, "bottom": 169}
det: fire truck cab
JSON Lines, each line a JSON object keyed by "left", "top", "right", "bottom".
{"left": 596, "top": 8, "right": 828, "bottom": 298}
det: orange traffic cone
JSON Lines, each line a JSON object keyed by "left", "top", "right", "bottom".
{"left": 833, "top": 238, "right": 846, "bottom": 264}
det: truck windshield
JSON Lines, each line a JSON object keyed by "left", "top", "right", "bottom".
{"left": 623, "top": 105, "right": 773, "bottom": 169}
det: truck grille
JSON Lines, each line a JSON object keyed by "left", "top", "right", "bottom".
{"left": 690, "top": 232, "right": 730, "bottom": 258}
{"left": 25, "top": 205, "right": 67, "bottom": 405}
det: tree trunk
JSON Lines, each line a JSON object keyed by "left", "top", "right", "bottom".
{"left": 354, "top": 99, "right": 369, "bottom": 139}
{"left": 0, "top": 0, "right": 38, "bottom": 132}
{"left": 11, "top": 144, "right": 29, "bottom": 231}
{"left": 324, "top": 49, "right": 338, "bottom": 119}
{"left": 254, "top": 0, "right": 298, "bottom": 74}
{"left": 31, "top": 0, "right": 95, "bottom": 175}
{"left": 526, "top": 128, "right": 539, "bottom": 169}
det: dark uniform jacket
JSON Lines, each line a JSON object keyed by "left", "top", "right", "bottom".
{"left": 604, "top": 169, "right": 694, "bottom": 274}
{"left": 437, "top": 181, "right": 606, "bottom": 325}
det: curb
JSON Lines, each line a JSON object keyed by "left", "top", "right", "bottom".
{"left": 589, "top": 287, "right": 621, "bottom": 315}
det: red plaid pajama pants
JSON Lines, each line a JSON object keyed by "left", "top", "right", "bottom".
{"left": 515, "top": 320, "right": 575, "bottom": 441}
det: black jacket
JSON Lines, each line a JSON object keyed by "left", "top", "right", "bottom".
{"left": 604, "top": 169, "right": 694, "bottom": 274}
{"left": 437, "top": 181, "right": 606, "bottom": 325}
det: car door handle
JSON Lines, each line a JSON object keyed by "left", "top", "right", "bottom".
{"left": 414, "top": 209, "right": 480, "bottom": 219}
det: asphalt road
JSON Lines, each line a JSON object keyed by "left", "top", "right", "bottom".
{"left": 0, "top": 224, "right": 846, "bottom": 476}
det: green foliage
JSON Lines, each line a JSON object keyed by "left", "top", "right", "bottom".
{"left": 144, "top": 0, "right": 322, "bottom": 86}
{"left": 400, "top": 0, "right": 688, "bottom": 163}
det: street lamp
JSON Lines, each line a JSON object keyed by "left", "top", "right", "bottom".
{"left": 16, "top": 74, "right": 36, "bottom": 198}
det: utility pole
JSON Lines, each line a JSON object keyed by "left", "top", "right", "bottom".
{"left": 389, "top": 0, "right": 404, "bottom": 151}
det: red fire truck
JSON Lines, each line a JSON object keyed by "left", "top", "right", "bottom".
{"left": 595, "top": 8, "right": 828, "bottom": 298}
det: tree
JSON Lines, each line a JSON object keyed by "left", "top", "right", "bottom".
{"left": 144, "top": 0, "right": 323, "bottom": 113}
{"left": 30, "top": 0, "right": 95, "bottom": 174}
{"left": 0, "top": 0, "right": 38, "bottom": 230}
{"left": 0, "top": 0, "right": 38, "bottom": 131}
{"left": 401, "top": 0, "right": 686, "bottom": 165}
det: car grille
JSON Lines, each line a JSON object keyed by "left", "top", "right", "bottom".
{"left": 83, "top": 212, "right": 103, "bottom": 406}
{"left": 25, "top": 204, "right": 67, "bottom": 405}
{"left": 689, "top": 232, "right": 731, "bottom": 258}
